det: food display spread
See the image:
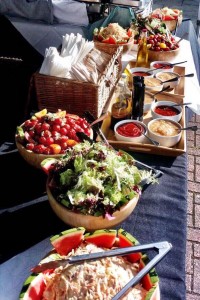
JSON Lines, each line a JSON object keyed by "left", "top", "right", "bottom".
{"left": 14, "top": 4, "right": 191, "bottom": 300}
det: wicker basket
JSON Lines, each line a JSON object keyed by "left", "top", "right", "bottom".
{"left": 33, "top": 47, "right": 122, "bottom": 118}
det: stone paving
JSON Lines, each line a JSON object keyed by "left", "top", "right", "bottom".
{"left": 152, "top": 1, "right": 200, "bottom": 299}
{"left": 186, "top": 114, "right": 200, "bottom": 300}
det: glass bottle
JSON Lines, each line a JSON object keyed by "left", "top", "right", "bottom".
{"left": 135, "top": 29, "right": 148, "bottom": 68}
{"left": 131, "top": 76, "right": 145, "bottom": 121}
{"left": 110, "top": 81, "right": 132, "bottom": 130}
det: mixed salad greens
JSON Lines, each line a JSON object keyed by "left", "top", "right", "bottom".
{"left": 47, "top": 141, "right": 158, "bottom": 218}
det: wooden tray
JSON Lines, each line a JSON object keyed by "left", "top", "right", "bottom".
{"left": 98, "top": 93, "right": 186, "bottom": 157}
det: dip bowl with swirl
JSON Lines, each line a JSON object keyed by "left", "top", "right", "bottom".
{"left": 151, "top": 100, "right": 183, "bottom": 122}
{"left": 114, "top": 120, "right": 148, "bottom": 143}
{"left": 147, "top": 118, "right": 182, "bottom": 147}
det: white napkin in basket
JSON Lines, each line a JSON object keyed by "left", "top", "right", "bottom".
{"left": 39, "top": 47, "right": 72, "bottom": 77}
{"left": 39, "top": 33, "right": 94, "bottom": 79}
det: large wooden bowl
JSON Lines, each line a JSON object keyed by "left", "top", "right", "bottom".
{"left": 148, "top": 47, "right": 180, "bottom": 62}
{"left": 94, "top": 39, "right": 134, "bottom": 55}
{"left": 47, "top": 183, "right": 140, "bottom": 231}
{"left": 16, "top": 140, "right": 62, "bottom": 169}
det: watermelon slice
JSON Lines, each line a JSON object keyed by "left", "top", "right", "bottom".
{"left": 19, "top": 273, "right": 45, "bottom": 300}
{"left": 139, "top": 254, "right": 158, "bottom": 292}
{"left": 84, "top": 229, "right": 117, "bottom": 248}
{"left": 50, "top": 227, "right": 85, "bottom": 255}
{"left": 117, "top": 228, "right": 142, "bottom": 263}
{"left": 40, "top": 157, "right": 59, "bottom": 174}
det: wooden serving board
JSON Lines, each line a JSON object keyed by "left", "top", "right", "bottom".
{"left": 99, "top": 93, "right": 186, "bottom": 157}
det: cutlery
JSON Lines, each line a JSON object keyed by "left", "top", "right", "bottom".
{"left": 141, "top": 132, "right": 160, "bottom": 146}
{"left": 152, "top": 85, "right": 171, "bottom": 97}
{"left": 31, "top": 240, "right": 172, "bottom": 272}
{"left": 178, "top": 125, "right": 198, "bottom": 132}
{"left": 170, "top": 102, "right": 192, "bottom": 107}
{"left": 176, "top": 32, "right": 189, "bottom": 44}
{"left": 162, "top": 73, "right": 194, "bottom": 83}
{"left": 168, "top": 60, "right": 187, "bottom": 67}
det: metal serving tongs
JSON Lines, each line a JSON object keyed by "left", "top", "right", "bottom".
{"left": 31, "top": 241, "right": 172, "bottom": 299}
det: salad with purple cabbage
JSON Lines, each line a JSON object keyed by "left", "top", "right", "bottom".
{"left": 46, "top": 141, "right": 157, "bottom": 217}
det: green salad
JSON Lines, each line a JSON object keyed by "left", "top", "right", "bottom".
{"left": 48, "top": 141, "right": 157, "bottom": 217}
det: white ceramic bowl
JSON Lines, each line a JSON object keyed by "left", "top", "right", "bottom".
{"left": 147, "top": 118, "right": 182, "bottom": 147}
{"left": 144, "top": 91, "right": 154, "bottom": 113}
{"left": 150, "top": 61, "right": 174, "bottom": 74}
{"left": 114, "top": 119, "right": 147, "bottom": 143}
{"left": 144, "top": 77, "right": 163, "bottom": 92}
{"left": 151, "top": 100, "right": 182, "bottom": 122}
{"left": 130, "top": 67, "right": 154, "bottom": 78}
{"left": 155, "top": 71, "right": 180, "bottom": 89}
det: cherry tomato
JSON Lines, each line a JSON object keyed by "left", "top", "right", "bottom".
{"left": 26, "top": 143, "right": 35, "bottom": 151}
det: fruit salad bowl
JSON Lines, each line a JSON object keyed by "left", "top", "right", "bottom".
{"left": 15, "top": 109, "right": 93, "bottom": 169}
{"left": 148, "top": 47, "right": 180, "bottom": 62}
{"left": 42, "top": 141, "right": 157, "bottom": 231}
{"left": 19, "top": 227, "right": 160, "bottom": 300}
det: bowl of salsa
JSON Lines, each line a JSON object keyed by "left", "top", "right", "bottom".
{"left": 150, "top": 61, "right": 174, "bottom": 74}
{"left": 114, "top": 119, "right": 148, "bottom": 143}
{"left": 151, "top": 100, "right": 182, "bottom": 122}
{"left": 130, "top": 67, "right": 153, "bottom": 78}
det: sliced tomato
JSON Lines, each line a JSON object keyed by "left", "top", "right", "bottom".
{"left": 163, "top": 15, "right": 175, "bottom": 21}
{"left": 97, "top": 34, "right": 104, "bottom": 41}
{"left": 102, "top": 36, "right": 117, "bottom": 44}
{"left": 127, "top": 28, "right": 133, "bottom": 37}
{"left": 172, "top": 9, "right": 181, "bottom": 16}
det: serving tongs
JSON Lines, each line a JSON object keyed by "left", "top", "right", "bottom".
{"left": 31, "top": 241, "right": 172, "bottom": 299}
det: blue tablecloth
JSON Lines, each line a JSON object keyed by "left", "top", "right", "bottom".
{"left": 0, "top": 142, "right": 187, "bottom": 300}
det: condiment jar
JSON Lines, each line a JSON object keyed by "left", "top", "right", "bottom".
{"left": 110, "top": 81, "right": 132, "bottom": 130}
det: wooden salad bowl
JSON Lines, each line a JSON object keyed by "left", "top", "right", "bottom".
{"left": 148, "top": 47, "right": 180, "bottom": 62}
{"left": 94, "top": 38, "right": 134, "bottom": 54}
{"left": 46, "top": 183, "right": 140, "bottom": 231}
{"left": 15, "top": 140, "right": 63, "bottom": 169}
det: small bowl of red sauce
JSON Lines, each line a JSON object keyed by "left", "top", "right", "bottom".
{"left": 114, "top": 119, "right": 147, "bottom": 143}
{"left": 130, "top": 67, "right": 153, "bottom": 78}
{"left": 150, "top": 61, "right": 174, "bottom": 74}
{"left": 151, "top": 100, "right": 182, "bottom": 122}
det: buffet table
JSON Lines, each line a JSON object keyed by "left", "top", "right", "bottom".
{"left": 0, "top": 23, "right": 200, "bottom": 300}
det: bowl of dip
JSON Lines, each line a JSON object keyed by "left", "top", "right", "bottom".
{"left": 147, "top": 118, "right": 182, "bottom": 147}
{"left": 155, "top": 71, "right": 180, "bottom": 89}
{"left": 114, "top": 119, "right": 147, "bottom": 143}
{"left": 151, "top": 100, "right": 182, "bottom": 122}
{"left": 144, "top": 77, "right": 163, "bottom": 92}
{"left": 130, "top": 67, "right": 153, "bottom": 78}
{"left": 150, "top": 61, "right": 174, "bottom": 74}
